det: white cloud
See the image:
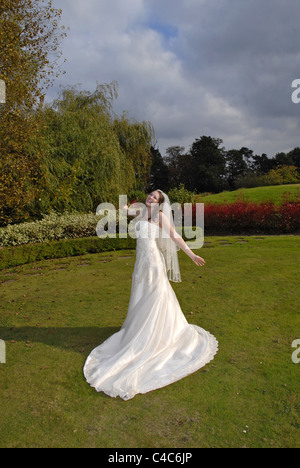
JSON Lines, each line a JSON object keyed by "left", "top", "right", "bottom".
{"left": 48, "top": 0, "right": 300, "bottom": 157}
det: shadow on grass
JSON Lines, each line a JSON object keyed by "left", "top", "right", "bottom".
{"left": 0, "top": 326, "right": 120, "bottom": 353}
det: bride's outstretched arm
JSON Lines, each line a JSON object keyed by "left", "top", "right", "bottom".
{"left": 159, "top": 212, "right": 206, "bottom": 267}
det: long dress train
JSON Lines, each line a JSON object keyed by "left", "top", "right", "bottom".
{"left": 83, "top": 220, "right": 218, "bottom": 400}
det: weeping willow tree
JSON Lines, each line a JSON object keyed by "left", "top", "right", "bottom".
{"left": 34, "top": 82, "right": 154, "bottom": 215}
{"left": 113, "top": 112, "right": 155, "bottom": 192}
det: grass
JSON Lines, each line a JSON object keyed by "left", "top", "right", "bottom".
{"left": 0, "top": 236, "right": 299, "bottom": 448}
{"left": 197, "top": 183, "right": 300, "bottom": 205}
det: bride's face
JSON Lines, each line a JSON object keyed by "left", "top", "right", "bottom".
{"left": 145, "top": 191, "right": 160, "bottom": 207}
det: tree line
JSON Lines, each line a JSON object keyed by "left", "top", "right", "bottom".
{"left": 149, "top": 138, "right": 300, "bottom": 195}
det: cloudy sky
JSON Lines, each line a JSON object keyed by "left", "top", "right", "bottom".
{"left": 48, "top": 0, "right": 300, "bottom": 158}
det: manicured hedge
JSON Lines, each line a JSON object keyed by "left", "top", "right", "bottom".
{"left": 0, "top": 232, "right": 196, "bottom": 270}
{"left": 0, "top": 236, "right": 136, "bottom": 270}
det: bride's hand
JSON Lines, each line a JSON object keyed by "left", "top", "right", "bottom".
{"left": 191, "top": 254, "right": 206, "bottom": 267}
{"left": 122, "top": 201, "right": 137, "bottom": 210}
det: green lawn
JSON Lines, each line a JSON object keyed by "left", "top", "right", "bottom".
{"left": 198, "top": 184, "right": 300, "bottom": 205}
{"left": 0, "top": 235, "right": 299, "bottom": 448}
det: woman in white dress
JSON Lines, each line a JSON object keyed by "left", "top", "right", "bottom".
{"left": 83, "top": 189, "right": 218, "bottom": 400}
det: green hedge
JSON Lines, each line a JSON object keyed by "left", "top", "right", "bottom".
{"left": 0, "top": 236, "right": 136, "bottom": 270}
{"left": 0, "top": 231, "right": 200, "bottom": 270}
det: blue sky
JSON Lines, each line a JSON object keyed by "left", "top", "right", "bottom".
{"left": 145, "top": 21, "right": 178, "bottom": 42}
{"left": 48, "top": 0, "right": 300, "bottom": 158}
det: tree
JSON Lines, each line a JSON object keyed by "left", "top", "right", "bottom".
{"left": 164, "top": 146, "right": 184, "bottom": 188}
{"left": 274, "top": 152, "right": 294, "bottom": 168}
{"left": 33, "top": 83, "right": 155, "bottom": 215}
{"left": 113, "top": 112, "right": 154, "bottom": 192}
{"left": 37, "top": 83, "right": 130, "bottom": 213}
{"left": 148, "top": 146, "right": 170, "bottom": 192}
{"left": 288, "top": 147, "right": 300, "bottom": 169}
{"left": 0, "top": 0, "right": 66, "bottom": 225}
{"left": 189, "top": 136, "right": 226, "bottom": 193}
{"left": 225, "top": 149, "right": 249, "bottom": 189}
{"left": 263, "top": 165, "right": 300, "bottom": 186}
{"left": 251, "top": 153, "right": 275, "bottom": 174}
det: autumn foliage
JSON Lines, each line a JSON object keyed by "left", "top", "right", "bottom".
{"left": 0, "top": 0, "right": 66, "bottom": 225}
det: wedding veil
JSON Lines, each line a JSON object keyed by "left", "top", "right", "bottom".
{"left": 156, "top": 189, "right": 182, "bottom": 283}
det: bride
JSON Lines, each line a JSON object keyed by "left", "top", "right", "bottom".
{"left": 83, "top": 189, "right": 218, "bottom": 400}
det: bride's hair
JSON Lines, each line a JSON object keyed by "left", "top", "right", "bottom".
{"left": 155, "top": 190, "right": 165, "bottom": 205}
{"left": 147, "top": 190, "right": 165, "bottom": 221}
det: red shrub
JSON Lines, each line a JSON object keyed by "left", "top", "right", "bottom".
{"left": 182, "top": 201, "right": 300, "bottom": 234}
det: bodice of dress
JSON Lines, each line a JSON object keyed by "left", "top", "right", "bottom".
{"left": 132, "top": 220, "right": 166, "bottom": 285}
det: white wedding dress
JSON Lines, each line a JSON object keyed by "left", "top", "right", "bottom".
{"left": 83, "top": 220, "right": 218, "bottom": 400}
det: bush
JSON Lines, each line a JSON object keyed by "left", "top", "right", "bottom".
{"left": 197, "top": 200, "right": 300, "bottom": 234}
{"left": 168, "top": 184, "right": 196, "bottom": 204}
{"left": 236, "top": 166, "right": 300, "bottom": 189}
{"left": 0, "top": 236, "right": 136, "bottom": 270}
{"left": 0, "top": 211, "right": 102, "bottom": 247}
{"left": 262, "top": 165, "right": 300, "bottom": 186}
{"left": 128, "top": 190, "right": 146, "bottom": 203}
{"left": 235, "top": 173, "right": 266, "bottom": 189}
